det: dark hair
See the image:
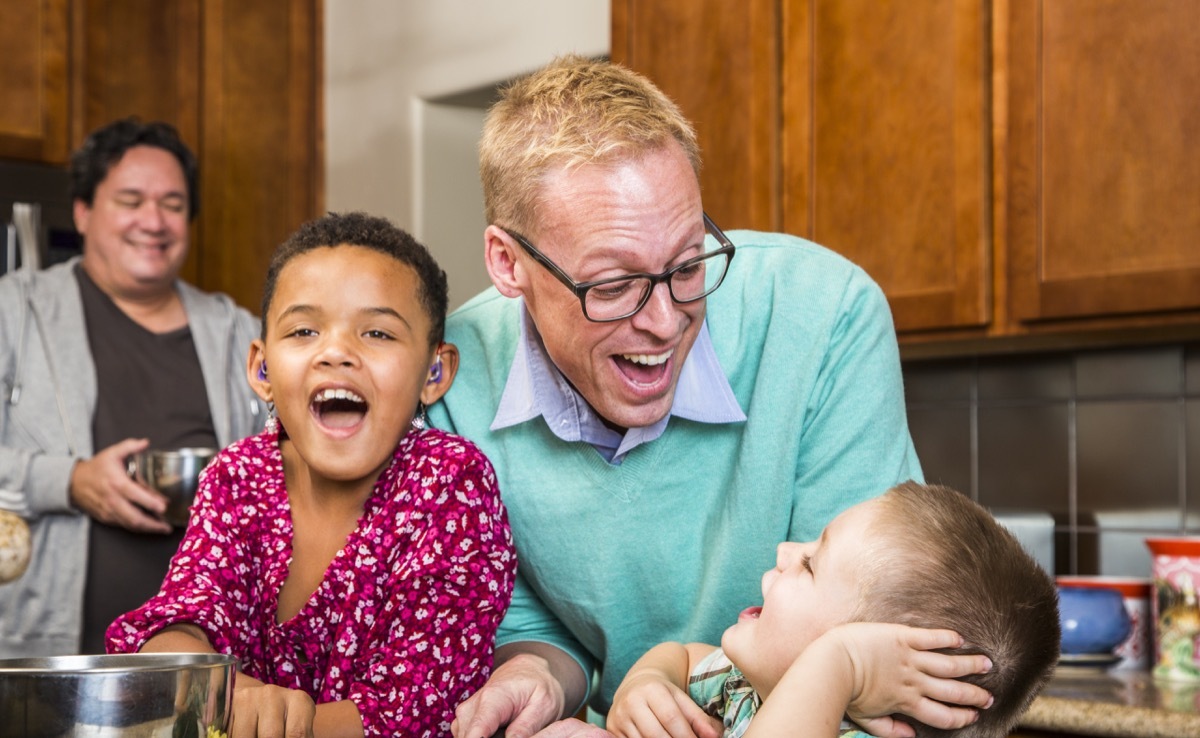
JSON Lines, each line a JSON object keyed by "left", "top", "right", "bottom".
{"left": 853, "top": 482, "right": 1061, "bottom": 738}
{"left": 260, "top": 212, "right": 449, "bottom": 348}
{"left": 69, "top": 117, "right": 199, "bottom": 221}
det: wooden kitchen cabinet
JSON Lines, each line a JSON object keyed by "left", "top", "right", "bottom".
{"left": 613, "top": 0, "right": 1200, "bottom": 353}
{"left": 1005, "top": 0, "right": 1200, "bottom": 329}
{"left": 0, "top": 0, "right": 71, "bottom": 162}
{"left": 779, "top": 0, "right": 991, "bottom": 335}
{"left": 0, "top": 0, "right": 322, "bottom": 311}
{"left": 610, "top": 0, "right": 781, "bottom": 236}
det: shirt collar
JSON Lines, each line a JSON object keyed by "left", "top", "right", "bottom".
{"left": 491, "top": 302, "right": 745, "bottom": 461}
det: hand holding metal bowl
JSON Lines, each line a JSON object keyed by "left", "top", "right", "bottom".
{"left": 127, "top": 448, "right": 217, "bottom": 528}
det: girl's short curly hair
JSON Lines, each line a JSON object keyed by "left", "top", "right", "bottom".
{"left": 259, "top": 211, "right": 448, "bottom": 348}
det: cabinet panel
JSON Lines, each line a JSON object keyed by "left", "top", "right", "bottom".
{"left": 783, "top": 0, "right": 991, "bottom": 333}
{"left": 0, "top": 0, "right": 70, "bottom": 162}
{"left": 74, "top": 0, "right": 201, "bottom": 145}
{"left": 195, "top": 0, "right": 323, "bottom": 311}
{"left": 1007, "top": 0, "right": 1200, "bottom": 322}
{"left": 611, "top": 0, "right": 779, "bottom": 231}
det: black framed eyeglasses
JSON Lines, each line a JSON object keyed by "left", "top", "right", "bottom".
{"left": 501, "top": 212, "right": 736, "bottom": 323}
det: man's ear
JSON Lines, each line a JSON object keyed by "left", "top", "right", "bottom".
{"left": 420, "top": 342, "right": 460, "bottom": 406}
{"left": 73, "top": 199, "right": 91, "bottom": 234}
{"left": 246, "top": 339, "right": 273, "bottom": 404}
{"left": 484, "top": 225, "right": 527, "bottom": 298}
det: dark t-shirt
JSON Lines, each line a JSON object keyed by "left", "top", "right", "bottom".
{"left": 75, "top": 264, "right": 218, "bottom": 653}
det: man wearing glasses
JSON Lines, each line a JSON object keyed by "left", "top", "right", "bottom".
{"left": 434, "top": 56, "right": 989, "bottom": 738}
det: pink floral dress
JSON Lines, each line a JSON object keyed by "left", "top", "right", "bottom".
{"left": 108, "top": 427, "right": 516, "bottom": 737}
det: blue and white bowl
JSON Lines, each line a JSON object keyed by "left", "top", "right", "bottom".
{"left": 1058, "top": 585, "right": 1133, "bottom": 655}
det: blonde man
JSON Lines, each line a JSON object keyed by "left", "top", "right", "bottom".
{"left": 431, "top": 56, "right": 992, "bottom": 738}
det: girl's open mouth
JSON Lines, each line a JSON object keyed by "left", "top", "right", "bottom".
{"left": 310, "top": 387, "right": 368, "bottom": 429}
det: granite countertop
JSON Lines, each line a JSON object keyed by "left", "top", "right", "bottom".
{"left": 1018, "top": 667, "right": 1200, "bottom": 737}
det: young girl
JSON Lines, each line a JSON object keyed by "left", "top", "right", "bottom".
{"left": 107, "top": 212, "right": 517, "bottom": 738}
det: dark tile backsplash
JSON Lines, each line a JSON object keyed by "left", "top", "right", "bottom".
{"left": 903, "top": 343, "right": 1200, "bottom": 579}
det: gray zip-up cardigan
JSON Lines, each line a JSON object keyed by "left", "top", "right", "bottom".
{"left": 0, "top": 258, "right": 265, "bottom": 656}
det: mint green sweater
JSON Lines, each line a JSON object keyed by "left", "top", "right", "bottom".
{"left": 429, "top": 231, "right": 922, "bottom": 712}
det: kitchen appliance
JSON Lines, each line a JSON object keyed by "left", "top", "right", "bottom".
{"left": 0, "top": 159, "right": 82, "bottom": 276}
{"left": 0, "top": 652, "right": 235, "bottom": 737}
{"left": 991, "top": 508, "right": 1055, "bottom": 574}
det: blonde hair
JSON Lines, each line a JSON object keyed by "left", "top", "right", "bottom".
{"left": 479, "top": 54, "right": 700, "bottom": 235}
{"left": 852, "top": 482, "right": 1060, "bottom": 738}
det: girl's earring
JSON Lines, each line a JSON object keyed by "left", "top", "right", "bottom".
{"left": 265, "top": 402, "right": 279, "bottom": 434}
{"left": 411, "top": 402, "right": 427, "bottom": 432}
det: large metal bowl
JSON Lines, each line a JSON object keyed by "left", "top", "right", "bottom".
{"left": 0, "top": 652, "right": 235, "bottom": 737}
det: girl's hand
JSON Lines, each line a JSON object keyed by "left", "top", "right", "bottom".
{"left": 608, "top": 669, "right": 721, "bottom": 738}
{"left": 230, "top": 681, "right": 316, "bottom": 738}
{"left": 820, "top": 623, "right": 993, "bottom": 738}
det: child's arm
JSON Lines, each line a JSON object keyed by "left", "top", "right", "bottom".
{"left": 744, "top": 623, "right": 993, "bottom": 738}
{"left": 608, "top": 642, "right": 724, "bottom": 738}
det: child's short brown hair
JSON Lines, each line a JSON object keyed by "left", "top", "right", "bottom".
{"left": 852, "top": 482, "right": 1060, "bottom": 738}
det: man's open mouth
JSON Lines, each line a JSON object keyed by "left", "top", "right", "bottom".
{"left": 615, "top": 348, "right": 674, "bottom": 384}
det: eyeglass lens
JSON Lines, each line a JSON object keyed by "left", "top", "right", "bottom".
{"left": 582, "top": 247, "right": 731, "bottom": 321}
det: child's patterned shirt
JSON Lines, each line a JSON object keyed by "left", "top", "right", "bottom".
{"left": 108, "top": 427, "right": 516, "bottom": 737}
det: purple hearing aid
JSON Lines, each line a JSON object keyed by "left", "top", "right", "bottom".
{"left": 427, "top": 359, "right": 443, "bottom": 384}
{"left": 257, "top": 362, "right": 268, "bottom": 381}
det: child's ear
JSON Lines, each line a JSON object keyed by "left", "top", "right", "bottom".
{"left": 246, "top": 339, "right": 273, "bottom": 404}
{"left": 419, "top": 342, "right": 460, "bottom": 406}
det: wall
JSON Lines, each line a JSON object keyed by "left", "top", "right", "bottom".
{"left": 324, "top": 1, "right": 609, "bottom": 309}
{"left": 904, "top": 343, "right": 1200, "bottom": 579}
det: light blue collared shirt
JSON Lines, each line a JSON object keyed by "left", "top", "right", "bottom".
{"left": 491, "top": 304, "right": 746, "bottom": 464}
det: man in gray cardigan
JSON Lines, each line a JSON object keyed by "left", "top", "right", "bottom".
{"left": 0, "top": 118, "right": 265, "bottom": 656}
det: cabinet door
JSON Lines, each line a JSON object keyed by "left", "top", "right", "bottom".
{"left": 611, "top": 0, "right": 780, "bottom": 232}
{"left": 0, "top": 0, "right": 70, "bottom": 162}
{"left": 193, "top": 0, "right": 323, "bottom": 310}
{"left": 74, "top": 0, "right": 202, "bottom": 145}
{"left": 1006, "top": 0, "right": 1200, "bottom": 323}
{"left": 782, "top": 0, "right": 991, "bottom": 333}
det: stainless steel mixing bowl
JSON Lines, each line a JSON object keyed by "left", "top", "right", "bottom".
{"left": 0, "top": 652, "right": 235, "bottom": 737}
{"left": 128, "top": 448, "right": 218, "bottom": 527}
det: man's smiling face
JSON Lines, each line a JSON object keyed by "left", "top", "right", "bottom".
{"left": 74, "top": 145, "right": 190, "bottom": 299}
{"left": 515, "top": 141, "right": 708, "bottom": 431}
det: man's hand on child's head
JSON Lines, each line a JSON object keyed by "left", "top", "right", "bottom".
{"left": 821, "top": 623, "right": 993, "bottom": 738}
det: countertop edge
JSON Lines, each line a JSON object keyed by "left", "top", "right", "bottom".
{"left": 1022, "top": 694, "right": 1200, "bottom": 738}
